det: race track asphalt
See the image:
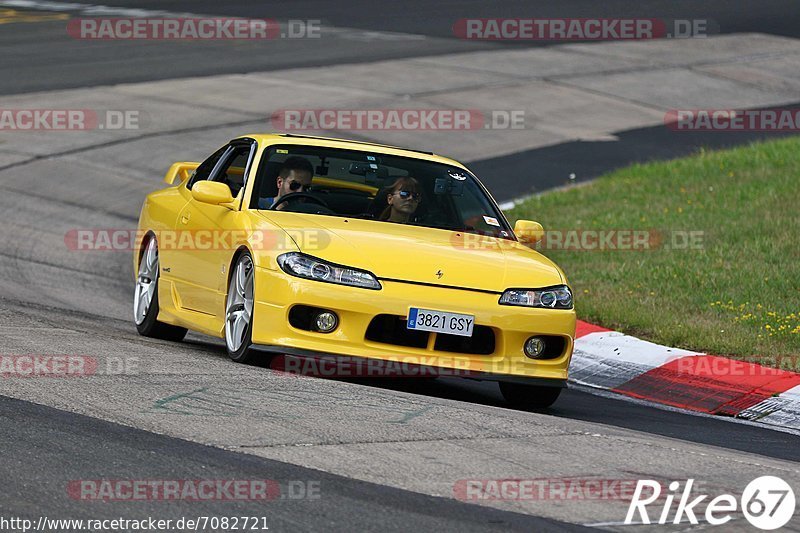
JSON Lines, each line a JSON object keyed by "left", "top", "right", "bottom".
{"left": 1, "top": 2, "right": 799, "bottom": 530}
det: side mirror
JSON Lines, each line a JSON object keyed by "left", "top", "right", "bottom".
{"left": 192, "top": 181, "right": 235, "bottom": 206}
{"left": 163, "top": 161, "right": 200, "bottom": 185}
{"left": 514, "top": 219, "right": 544, "bottom": 244}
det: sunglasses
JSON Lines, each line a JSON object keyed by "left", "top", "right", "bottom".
{"left": 395, "top": 190, "right": 421, "bottom": 200}
{"left": 288, "top": 180, "right": 312, "bottom": 192}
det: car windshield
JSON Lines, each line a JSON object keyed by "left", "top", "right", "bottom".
{"left": 251, "top": 144, "right": 513, "bottom": 239}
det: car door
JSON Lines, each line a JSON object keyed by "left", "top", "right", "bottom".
{"left": 158, "top": 144, "right": 228, "bottom": 290}
{"left": 171, "top": 140, "right": 256, "bottom": 317}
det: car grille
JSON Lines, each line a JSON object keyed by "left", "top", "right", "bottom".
{"left": 365, "top": 314, "right": 495, "bottom": 355}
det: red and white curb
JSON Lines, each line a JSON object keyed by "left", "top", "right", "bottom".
{"left": 572, "top": 321, "right": 800, "bottom": 431}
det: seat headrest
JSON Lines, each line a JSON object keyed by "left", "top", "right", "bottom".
{"left": 367, "top": 186, "right": 392, "bottom": 219}
{"left": 257, "top": 161, "right": 284, "bottom": 200}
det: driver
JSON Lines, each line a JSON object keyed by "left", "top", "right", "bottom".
{"left": 259, "top": 156, "right": 314, "bottom": 210}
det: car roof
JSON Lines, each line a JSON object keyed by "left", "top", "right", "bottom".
{"left": 236, "top": 133, "right": 469, "bottom": 170}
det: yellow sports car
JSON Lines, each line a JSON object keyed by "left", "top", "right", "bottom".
{"left": 134, "top": 133, "right": 575, "bottom": 408}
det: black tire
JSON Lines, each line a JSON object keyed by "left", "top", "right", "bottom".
{"left": 134, "top": 239, "right": 188, "bottom": 342}
{"left": 225, "top": 253, "right": 257, "bottom": 363}
{"left": 499, "top": 381, "right": 562, "bottom": 410}
{"left": 226, "top": 322, "right": 255, "bottom": 363}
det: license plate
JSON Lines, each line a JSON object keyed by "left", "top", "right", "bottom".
{"left": 407, "top": 307, "right": 474, "bottom": 337}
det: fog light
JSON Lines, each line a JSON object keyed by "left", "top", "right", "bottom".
{"left": 524, "top": 336, "right": 546, "bottom": 359}
{"left": 315, "top": 311, "right": 338, "bottom": 333}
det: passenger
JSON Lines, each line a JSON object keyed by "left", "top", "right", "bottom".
{"left": 379, "top": 177, "right": 422, "bottom": 223}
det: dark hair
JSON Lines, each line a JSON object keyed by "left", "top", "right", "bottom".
{"left": 279, "top": 156, "right": 314, "bottom": 178}
{"left": 379, "top": 177, "right": 420, "bottom": 221}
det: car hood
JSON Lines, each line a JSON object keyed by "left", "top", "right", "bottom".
{"left": 257, "top": 212, "right": 564, "bottom": 292}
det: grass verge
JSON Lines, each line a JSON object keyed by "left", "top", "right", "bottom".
{"left": 507, "top": 137, "right": 800, "bottom": 366}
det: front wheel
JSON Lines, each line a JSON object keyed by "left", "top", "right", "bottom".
{"left": 225, "top": 253, "right": 257, "bottom": 363}
{"left": 499, "top": 382, "right": 562, "bottom": 410}
{"left": 134, "top": 238, "right": 188, "bottom": 341}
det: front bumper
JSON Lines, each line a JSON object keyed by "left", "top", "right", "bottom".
{"left": 251, "top": 266, "right": 575, "bottom": 382}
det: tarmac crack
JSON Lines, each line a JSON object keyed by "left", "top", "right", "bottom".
{"left": 232, "top": 431, "right": 585, "bottom": 450}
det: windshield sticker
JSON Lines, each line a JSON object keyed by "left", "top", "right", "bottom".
{"left": 483, "top": 216, "right": 500, "bottom": 226}
{"left": 448, "top": 171, "right": 468, "bottom": 181}
{"left": 276, "top": 149, "right": 289, "bottom": 154}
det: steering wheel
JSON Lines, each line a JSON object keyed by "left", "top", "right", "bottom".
{"left": 268, "top": 192, "right": 331, "bottom": 211}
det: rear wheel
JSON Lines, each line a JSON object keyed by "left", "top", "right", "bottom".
{"left": 134, "top": 238, "right": 187, "bottom": 341}
{"left": 225, "top": 253, "right": 257, "bottom": 363}
{"left": 499, "top": 381, "right": 562, "bottom": 410}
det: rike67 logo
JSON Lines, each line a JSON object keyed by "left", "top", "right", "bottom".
{"left": 626, "top": 476, "right": 795, "bottom": 530}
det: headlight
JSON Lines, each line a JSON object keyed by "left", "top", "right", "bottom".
{"left": 499, "top": 285, "right": 573, "bottom": 309}
{"left": 277, "top": 252, "right": 381, "bottom": 290}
